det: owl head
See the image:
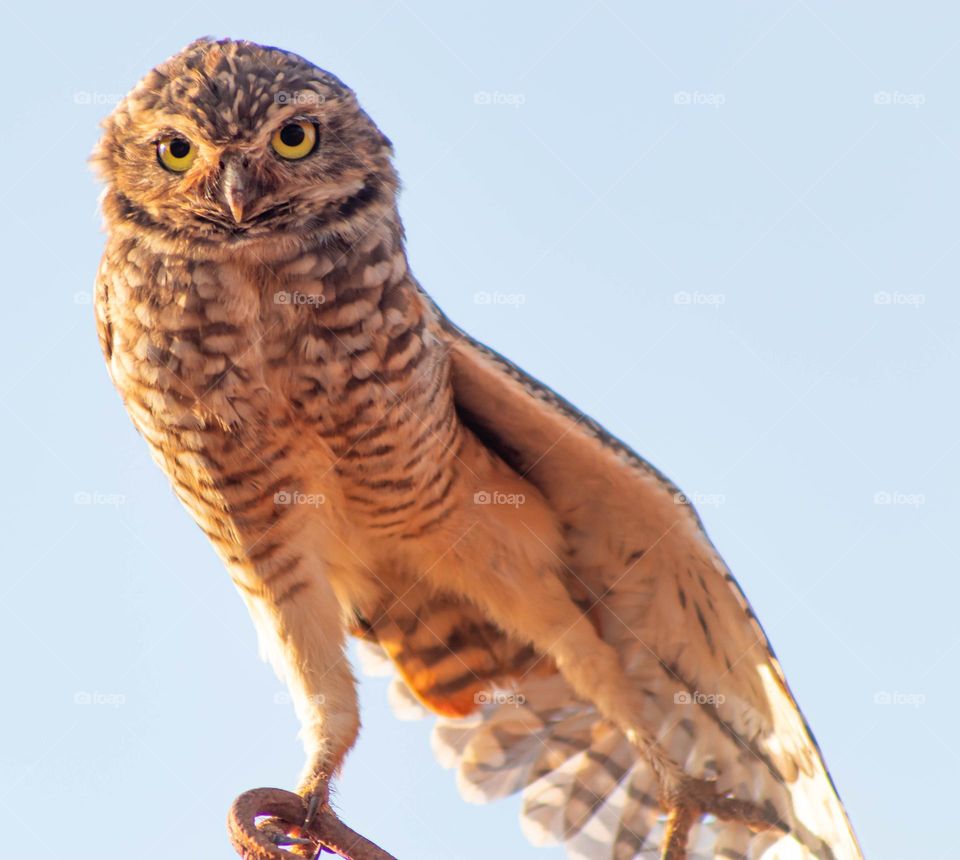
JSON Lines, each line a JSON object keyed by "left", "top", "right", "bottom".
{"left": 92, "top": 38, "right": 398, "bottom": 258}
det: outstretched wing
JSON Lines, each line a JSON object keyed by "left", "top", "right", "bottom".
{"left": 359, "top": 296, "right": 861, "bottom": 859}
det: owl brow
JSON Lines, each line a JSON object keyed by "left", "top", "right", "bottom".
{"left": 270, "top": 110, "right": 323, "bottom": 127}
{"left": 148, "top": 127, "right": 188, "bottom": 144}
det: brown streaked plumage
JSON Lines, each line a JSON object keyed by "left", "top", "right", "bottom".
{"left": 93, "top": 37, "right": 862, "bottom": 860}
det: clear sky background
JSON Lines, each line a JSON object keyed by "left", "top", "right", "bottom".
{"left": 1, "top": 2, "right": 956, "bottom": 858}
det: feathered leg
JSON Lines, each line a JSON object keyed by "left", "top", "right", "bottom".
{"left": 432, "top": 525, "right": 777, "bottom": 858}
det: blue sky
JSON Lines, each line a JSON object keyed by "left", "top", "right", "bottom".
{"left": 1, "top": 2, "right": 956, "bottom": 858}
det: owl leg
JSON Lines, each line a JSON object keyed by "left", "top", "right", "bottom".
{"left": 659, "top": 777, "right": 778, "bottom": 859}
{"left": 232, "top": 553, "right": 360, "bottom": 823}
{"left": 436, "top": 553, "right": 680, "bottom": 762}
{"left": 436, "top": 559, "right": 775, "bottom": 858}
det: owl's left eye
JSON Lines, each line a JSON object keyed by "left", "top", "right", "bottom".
{"left": 271, "top": 121, "right": 318, "bottom": 160}
{"left": 157, "top": 136, "right": 197, "bottom": 172}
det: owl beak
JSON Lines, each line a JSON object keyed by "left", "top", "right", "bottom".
{"left": 221, "top": 159, "right": 250, "bottom": 224}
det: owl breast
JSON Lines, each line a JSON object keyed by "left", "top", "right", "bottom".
{"left": 98, "top": 234, "right": 464, "bottom": 547}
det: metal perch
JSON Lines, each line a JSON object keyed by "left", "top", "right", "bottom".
{"left": 229, "top": 788, "right": 399, "bottom": 860}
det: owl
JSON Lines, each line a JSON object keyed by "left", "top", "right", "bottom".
{"left": 91, "top": 38, "right": 862, "bottom": 860}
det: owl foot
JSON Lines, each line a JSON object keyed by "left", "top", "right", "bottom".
{"left": 302, "top": 792, "right": 324, "bottom": 833}
{"left": 658, "top": 777, "right": 780, "bottom": 860}
{"left": 228, "top": 787, "right": 399, "bottom": 859}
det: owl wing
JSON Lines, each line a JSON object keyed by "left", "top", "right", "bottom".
{"left": 357, "top": 296, "right": 862, "bottom": 860}
{"left": 94, "top": 258, "right": 115, "bottom": 365}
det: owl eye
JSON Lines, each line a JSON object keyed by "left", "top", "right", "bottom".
{"left": 157, "top": 136, "right": 197, "bottom": 172}
{"left": 271, "top": 120, "right": 317, "bottom": 160}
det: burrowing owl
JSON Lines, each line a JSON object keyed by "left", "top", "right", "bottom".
{"left": 92, "top": 38, "right": 862, "bottom": 859}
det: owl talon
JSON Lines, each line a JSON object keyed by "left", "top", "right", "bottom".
{"left": 270, "top": 832, "right": 315, "bottom": 848}
{"left": 303, "top": 793, "right": 322, "bottom": 832}
{"left": 659, "top": 777, "right": 780, "bottom": 860}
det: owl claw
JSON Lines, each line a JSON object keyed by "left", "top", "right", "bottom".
{"left": 303, "top": 792, "right": 322, "bottom": 832}
{"left": 659, "top": 777, "right": 780, "bottom": 860}
{"left": 268, "top": 831, "right": 315, "bottom": 848}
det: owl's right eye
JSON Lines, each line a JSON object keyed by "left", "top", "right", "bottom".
{"left": 157, "top": 136, "right": 197, "bottom": 172}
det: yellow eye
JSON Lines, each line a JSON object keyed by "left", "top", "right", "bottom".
{"left": 157, "top": 136, "right": 196, "bottom": 172}
{"left": 271, "top": 121, "right": 317, "bottom": 160}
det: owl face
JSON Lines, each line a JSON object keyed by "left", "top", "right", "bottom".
{"left": 93, "top": 38, "right": 397, "bottom": 256}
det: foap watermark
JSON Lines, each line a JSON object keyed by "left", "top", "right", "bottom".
{"left": 475, "top": 689, "right": 526, "bottom": 707}
{"left": 675, "top": 490, "right": 726, "bottom": 508}
{"left": 274, "top": 691, "right": 326, "bottom": 706}
{"left": 274, "top": 490, "right": 326, "bottom": 507}
{"left": 873, "top": 90, "right": 925, "bottom": 108}
{"left": 674, "top": 90, "right": 725, "bottom": 109}
{"left": 474, "top": 90, "right": 526, "bottom": 108}
{"left": 474, "top": 490, "right": 525, "bottom": 508}
{"left": 275, "top": 91, "right": 326, "bottom": 107}
{"left": 874, "top": 290, "right": 925, "bottom": 308}
{"left": 874, "top": 690, "right": 925, "bottom": 707}
{"left": 674, "top": 290, "right": 725, "bottom": 308}
{"left": 675, "top": 690, "right": 725, "bottom": 708}
{"left": 474, "top": 290, "right": 526, "bottom": 308}
{"left": 74, "top": 691, "right": 126, "bottom": 707}
{"left": 74, "top": 490, "right": 125, "bottom": 507}
{"left": 275, "top": 290, "right": 326, "bottom": 307}
{"left": 74, "top": 291, "right": 92, "bottom": 305}
{"left": 73, "top": 91, "right": 123, "bottom": 107}
{"left": 873, "top": 490, "right": 925, "bottom": 508}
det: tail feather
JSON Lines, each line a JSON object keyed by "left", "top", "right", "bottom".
{"left": 520, "top": 724, "right": 632, "bottom": 843}
{"left": 360, "top": 641, "right": 858, "bottom": 859}
{"left": 434, "top": 676, "right": 596, "bottom": 804}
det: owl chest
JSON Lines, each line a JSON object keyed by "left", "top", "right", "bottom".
{"left": 106, "top": 254, "right": 455, "bottom": 538}
{"left": 108, "top": 293, "right": 280, "bottom": 438}
{"left": 108, "top": 264, "right": 431, "bottom": 455}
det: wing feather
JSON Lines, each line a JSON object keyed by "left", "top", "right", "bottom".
{"left": 428, "top": 302, "right": 860, "bottom": 858}
{"left": 355, "top": 298, "right": 862, "bottom": 858}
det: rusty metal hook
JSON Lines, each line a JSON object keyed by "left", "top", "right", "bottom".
{"left": 228, "top": 788, "right": 399, "bottom": 860}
